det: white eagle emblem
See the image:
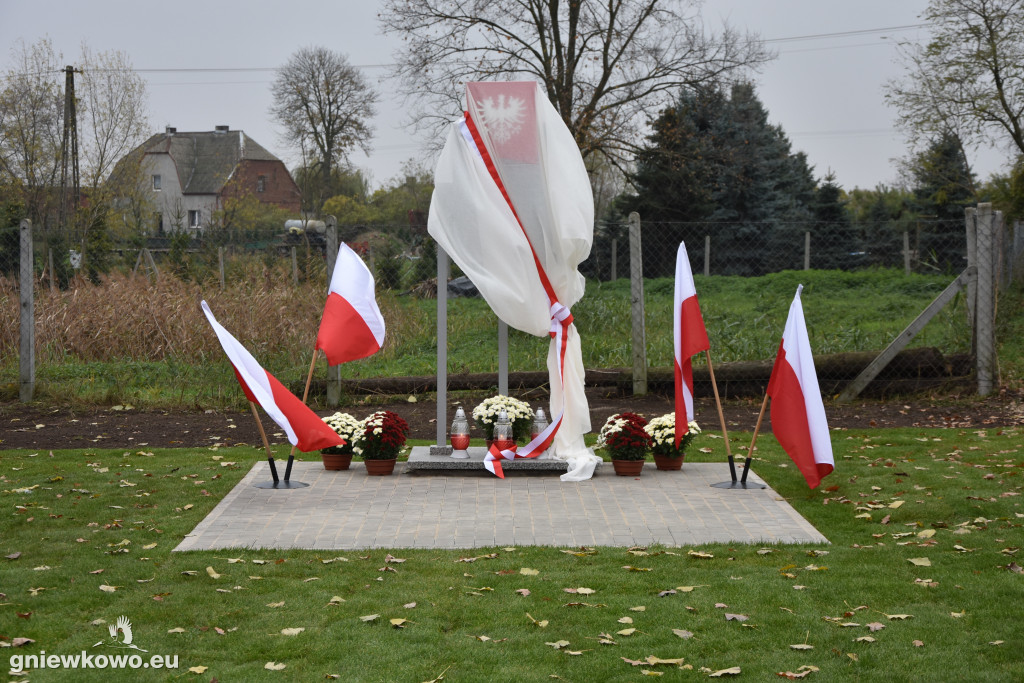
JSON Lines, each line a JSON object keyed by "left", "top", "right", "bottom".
{"left": 478, "top": 95, "right": 526, "bottom": 143}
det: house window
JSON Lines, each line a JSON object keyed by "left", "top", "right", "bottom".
{"left": 257, "top": 175, "right": 266, "bottom": 193}
{"left": 154, "top": 212, "right": 163, "bottom": 235}
{"left": 152, "top": 174, "right": 161, "bottom": 191}
{"left": 188, "top": 210, "right": 201, "bottom": 228}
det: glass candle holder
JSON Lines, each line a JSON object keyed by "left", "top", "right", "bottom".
{"left": 492, "top": 409, "right": 515, "bottom": 451}
{"left": 450, "top": 406, "right": 470, "bottom": 458}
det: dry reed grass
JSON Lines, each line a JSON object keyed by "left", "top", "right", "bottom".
{"left": 0, "top": 267, "right": 424, "bottom": 369}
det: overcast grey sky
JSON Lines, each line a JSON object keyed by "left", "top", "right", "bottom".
{"left": 0, "top": 0, "right": 1010, "bottom": 192}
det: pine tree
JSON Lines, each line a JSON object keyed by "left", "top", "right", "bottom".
{"left": 909, "top": 133, "right": 976, "bottom": 271}
{"left": 620, "top": 82, "right": 816, "bottom": 276}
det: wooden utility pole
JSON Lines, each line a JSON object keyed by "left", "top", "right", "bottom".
{"left": 59, "top": 66, "right": 80, "bottom": 241}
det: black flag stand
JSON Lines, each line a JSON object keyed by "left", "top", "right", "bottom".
{"left": 249, "top": 402, "right": 310, "bottom": 489}
{"left": 711, "top": 391, "right": 766, "bottom": 490}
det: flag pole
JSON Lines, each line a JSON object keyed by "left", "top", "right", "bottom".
{"left": 282, "top": 347, "right": 321, "bottom": 483}
{"left": 249, "top": 400, "right": 280, "bottom": 484}
{"left": 704, "top": 349, "right": 736, "bottom": 482}
{"left": 741, "top": 393, "right": 770, "bottom": 486}
{"left": 711, "top": 386, "right": 767, "bottom": 490}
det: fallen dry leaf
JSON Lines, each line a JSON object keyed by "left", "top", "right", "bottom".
{"left": 264, "top": 661, "right": 286, "bottom": 670}
{"left": 709, "top": 666, "right": 741, "bottom": 677}
{"left": 206, "top": 566, "right": 221, "bottom": 579}
{"left": 359, "top": 614, "right": 380, "bottom": 622}
{"left": 280, "top": 627, "right": 305, "bottom": 636}
{"left": 672, "top": 629, "right": 694, "bottom": 639}
{"left": 188, "top": 665, "right": 208, "bottom": 674}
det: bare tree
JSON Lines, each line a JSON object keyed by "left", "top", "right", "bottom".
{"left": 885, "top": 0, "right": 1024, "bottom": 161}
{"left": 379, "top": 0, "right": 771, "bottom": 170}
{"left": 78, "top": 45, "right": 150, "bottom": 191}
{"left": 0, "top": 39, "right": 63, "bottom": 226}
{"left": 270, "top": 47, "right": 378, "bottom": 214}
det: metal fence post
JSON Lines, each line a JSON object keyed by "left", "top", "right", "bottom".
{"left": 804, "top": 232, "right": 811, "bottom": 270}
{"left": 976, "top": 203, "right": 996, "bottom": 396}
{"left": 19, "top": 219, "right": 35, "bottom": 402}
{"left": 628, "top": 212, "right": 647, "bottom": 395}
{"left": 325, "top": 217, "right": 341, "bottom": 406}
{"left": 965, "top": 208, "right": 977, "bottom": 331}
{"left": 704, "top": 235, "right": 710, "bottom": 277}
{"left": 903, "top": 231, "right": 911, "bottom": 275}
{"left": 610, "top": 238, "right": 617, "bottom": 281}
{"left": 290, "top": 246, "right": 299, "bottom": 286}
{"left": 218, "top": 246, "right": 225, "bottom": 290}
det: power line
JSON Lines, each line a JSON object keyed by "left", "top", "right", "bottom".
{"left": 764, "top": 23, "right": 929, "bottom": 44}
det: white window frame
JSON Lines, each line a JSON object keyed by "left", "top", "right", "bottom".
{"left": 188, "top": 210, "right": 201, "bottom": 228}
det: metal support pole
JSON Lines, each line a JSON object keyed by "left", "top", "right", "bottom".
{"left": 804, "top": 232, "right": 811, "bottom": 270}
{"left": 19, "top": 219, "right": 34, "bottom": 402}
{"left": 628, "top": 212, "right": 647, "bottom": 395}
{"left": 498, "top": 319, "right": 509, "bottom": 396}
{"left": 431, "top": 245, "right": 452, "bottom": 455}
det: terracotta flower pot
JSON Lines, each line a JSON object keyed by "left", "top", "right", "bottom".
{"left": 364, "top": 458, "right": 398, "bottom": 476}
{"left": 653, "top": 454, "right": 684, "bottom": 471}
{"left": 611, "top": 459, "right": 645, "bottom": 476}
{"left": 321, "top": 452, "right": 353, "bottom": 471}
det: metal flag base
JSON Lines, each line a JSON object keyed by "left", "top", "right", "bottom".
{"left": 710, "top": 456, "right": 765, "bottom": 490}
{"left": 711, "top": 480, "right": 766, "bottom": 490}
{"left": 255, "top": 479, "right": 310, "bottom": 489}
{"left": 254, "top": 455, "right": 308, "bottom": 489}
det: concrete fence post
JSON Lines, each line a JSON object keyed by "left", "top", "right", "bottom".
{"left": 325, "top": 217, "right": 341, "bottom": 406}
{"left": 19, "top": 219, "right": 34, "bottom": 402}
{"left": 628, "top": 212, "right": 647, "bottom": 395}
{"left": 975, "top": 203, "right": 996, "bottom": 396}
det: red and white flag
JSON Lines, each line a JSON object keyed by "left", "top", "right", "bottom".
{"left": 674, "top": 242, "right": 710, "bottom": 447}
{"left": 201, "top": 301, "right": 344, "bottom": 453}
{"left": 766, "top": 285, "right": 834, "bottom": 489}
{"left": 315, "top": 243, "right": 385, "bottom": 365}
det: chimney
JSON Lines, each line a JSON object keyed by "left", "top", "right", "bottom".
{"left": 214, "top": 125, "right": 229, "bottom": 134}
{"left": 165, "top": 126, "right": 176, "bottom": 136}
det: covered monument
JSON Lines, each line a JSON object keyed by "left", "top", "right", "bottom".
{"left": 428, "top": 81, "right": 600, "bottom": 480}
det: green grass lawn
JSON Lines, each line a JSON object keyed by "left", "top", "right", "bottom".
{"left": 1, "top": 426, "right": 1022, "bottom": 681}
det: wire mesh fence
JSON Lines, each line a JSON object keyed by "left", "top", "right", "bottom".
{"left": 2, "top": 211, "right": 1020, "bottom": 403}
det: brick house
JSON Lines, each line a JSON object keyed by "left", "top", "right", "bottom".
{"left": 120, "top": 125, "right": 300, "bottom": 234}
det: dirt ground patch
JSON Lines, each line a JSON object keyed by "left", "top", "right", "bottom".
{"left": 3, "top": 386, "right": 1023, "bottom": 451}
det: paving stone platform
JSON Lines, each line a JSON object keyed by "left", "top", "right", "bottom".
{"left": 174, "top": 461, "right": 828, "bottom": 551}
